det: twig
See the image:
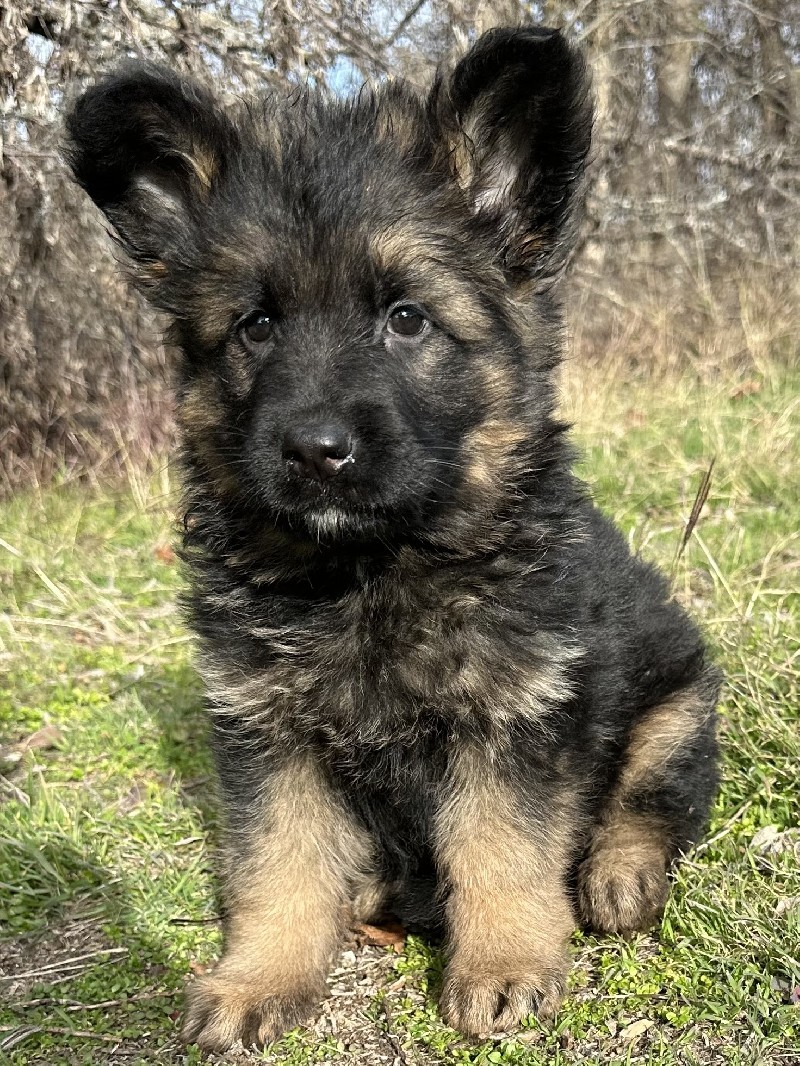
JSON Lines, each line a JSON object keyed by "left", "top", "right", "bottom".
{"left": 379, "top": 999, "right": 410, "bottom": 1065}
{"left": 7, "top": 989, "right": 167, "bottom": 1012}
{"left": 169, "top": 915, "right": 220, "bottom": 925}
{"left": 0, "top": 775, "right": 30, "bottom": 806}
{"left": 680, "top": 459, "right": 715, "bottom": 561}
{"left": 387, "top": 0, "right": 428, "bottom": 46}
{"left": 0, "top": 947, "right": 128, "bottom": 982}
{"left": 0, "top": 1026, "right": 125, "bottom": 1051}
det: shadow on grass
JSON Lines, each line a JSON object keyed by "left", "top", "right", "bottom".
{"left": 0, "top": 832, "right": 199, "bottom": 1060}
{"left": 131, "top": 658, "right": 216, "bottom": 805}
{"left": 0, "top": 652, "right": 229, "bottom": 1059}
{"left": 128, "top": 655, "right": 229, "bottom": 920}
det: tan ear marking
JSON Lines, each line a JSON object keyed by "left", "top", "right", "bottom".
{"left": 176, "top": 146, "right": 216, "bottom": 193}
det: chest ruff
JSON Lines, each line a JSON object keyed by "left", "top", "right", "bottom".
{"left": 198, "top": 564, "right": 584, "bottom": 749}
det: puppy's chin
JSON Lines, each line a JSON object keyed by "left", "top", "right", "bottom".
{"left": 303, "top": 505, "right": 364, "bottom": 542}
{"left": 294, "top": 503, "right": 392, "bottom": 547}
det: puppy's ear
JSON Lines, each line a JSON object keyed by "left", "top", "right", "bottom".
{"left": 430, "top": 27, "right": 592, "bottom": 283}
{"left": 65, "top": 64, "right": 239, "bottom": 285}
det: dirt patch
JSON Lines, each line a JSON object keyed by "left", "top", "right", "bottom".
{"left": 1, "top": 920, "right": 441, "bottom": 1064}
{"left": 193, "top": 940, "right": 441, "bottom": 1065}
{"left": 0, "top": 917, "right": 123, "bottom": 1000}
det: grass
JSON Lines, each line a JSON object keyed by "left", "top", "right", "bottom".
{"left": 0, "top": 356, "right": 798, "bottom": 1065}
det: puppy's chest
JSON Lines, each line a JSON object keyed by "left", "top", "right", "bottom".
{"left": 201, "top": 571, "right": 580, "bottom": 743}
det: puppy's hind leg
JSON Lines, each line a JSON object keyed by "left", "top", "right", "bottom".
{"left": 578, "top": 667, "right": 720, "bottom": 935}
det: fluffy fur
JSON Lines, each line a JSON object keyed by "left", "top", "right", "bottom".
{"left": 66, "top": 27, "right": 720, "bottom": 1051}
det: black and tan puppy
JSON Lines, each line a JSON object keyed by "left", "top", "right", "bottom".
{"left": 66, "top": 27, "right": 720, "bottom": 1051}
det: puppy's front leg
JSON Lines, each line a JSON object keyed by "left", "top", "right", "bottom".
{"left": 435, "top": 750, "right": 577, "bottom": 1035}
{"left": 182, "top": 745, "right": 372, "bottom": 1052}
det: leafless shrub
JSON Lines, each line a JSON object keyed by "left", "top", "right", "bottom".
{"left": 1, "top": 1, "right": 797, "bottom": 493}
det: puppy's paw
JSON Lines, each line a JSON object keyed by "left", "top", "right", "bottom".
{"left": 181, "top": 970, "right": 324, "bottom": 1052}
{"left": 578, "top": 852, "right": 669, "bottom": 935}
{"left": 439, "top": 959, "right": 567, "bottom": 1036}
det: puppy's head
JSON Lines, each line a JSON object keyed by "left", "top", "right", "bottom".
{"left": 66, "top": 28, "right": 591, "bottom": 552}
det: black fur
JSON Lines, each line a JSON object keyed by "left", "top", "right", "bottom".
{"left": 66, "top": 27, "right": 720, "bottom": 1050}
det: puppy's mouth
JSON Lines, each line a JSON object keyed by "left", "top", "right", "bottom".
{"left": 268, "top": 477, "right": 389, "bottom": 542}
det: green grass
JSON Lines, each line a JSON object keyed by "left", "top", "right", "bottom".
{"left": 1, "top": 362, "right": 798, "bottom": 1065}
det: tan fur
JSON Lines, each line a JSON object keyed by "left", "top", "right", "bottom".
{"left": 178, "top": 374, "right": 239, "bottom": 495}
{"left": 133, "top": 257, "right": 168, "bottom": 288}
{"left": 445, "top": 118, "right": 518, "bottom": 215}
{"left": 460, "top": 416, "right": 528, "bottom": 499}
{"left": 435, "top": 749, "right": 577, "bottom": 1034}
{"left": 182, "top": 756, "right": 374, "bottom": 1051}
{"left": 370, "top": 225, "right": 427, "bottom": 272}
{"left": 621, "top": 688, "right": 712, "bottom": 792}
{"left": 578, "top": 685, "right": 711, "bottom": 934}
{"left": 180, "top": 145, "right": 216, "bottom": 194}
{"left": 578, "top": 811, "right": 670, "bottom": 935}
{"left": 370, "top": 227, "right": 498, "bottom": 342}
{"left": 222, "top": 349, "right": 257, "bottom": 400}
{"left": 178, "top": 374, "right": 224, "bottom": 435}
{"left": 351, "top": 874, "right": 391, "bottom": 923}
{"left": 190, "top": 233, "right": 274, "bottom": 347}
{"left": 201, "top": 612, "right": 582, "bottom": 738}
{"left": 191, "top": 296, "right": 234, "bottom": 348}
{"left": 446, "top": 130, "right": 478, "bottom": 194}
{"left": 479, "top": 361, "right": 515, "bottom": 407}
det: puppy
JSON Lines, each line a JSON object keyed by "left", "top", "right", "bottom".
{"left": 66, "top": 27, "right": 720, "bottom": 1051}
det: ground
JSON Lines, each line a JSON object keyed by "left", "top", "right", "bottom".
{"left": 1, "top": 357, "right": 798, "bottom": 1066}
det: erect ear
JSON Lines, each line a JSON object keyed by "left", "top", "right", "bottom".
{"left": 65, "top": 64, "right": 239, "bottom": 288}
{"left": 429, "top": 27, "right": 592, "bottom": 283}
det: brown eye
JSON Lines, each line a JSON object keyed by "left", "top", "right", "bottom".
{"left": 387, "top": 306, "right": 428, "bottom": 338}
{"left": 241, "top": 312, "right": 273, "bottom": 344}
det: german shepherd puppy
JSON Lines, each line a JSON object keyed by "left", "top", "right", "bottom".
{"left": 66, "top": 27, "right": 720, "bottom": 1051}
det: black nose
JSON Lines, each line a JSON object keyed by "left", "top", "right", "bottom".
{"left": 282, "top": 424, "right": 354, "bottom": 482}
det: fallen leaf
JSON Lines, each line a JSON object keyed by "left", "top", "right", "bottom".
{"left": 154, "top": 543, "right": 177, "bottom": 564}
{"left": 351, "top": 920, "right": 406, "bottom": 952}
{"left": 751, "top": 825, "right": 780, "bottom": 850}
{"left": 620, "top": 1019, "right": 653, "bottom": 1043}
{"left": 729, "top": 379, "right": 761, "bottom": 399}
{"left": 751, "top": 825, "right": 800, "bottom": 860}
{"left": 18, "top": 725, "right": 64, "bottom": 752}
{"left": 0, "top": 725, "right": 64, "bottom": 772}
{"left": 517, "top": 1030, "right": 543, "bottom": 1045}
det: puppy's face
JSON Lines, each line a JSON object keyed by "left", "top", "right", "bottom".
{"left": 67, "top": 29, "right": 591, "bottom": 549}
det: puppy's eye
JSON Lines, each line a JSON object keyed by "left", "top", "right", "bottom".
{"left": 240, "top": 312, "right": 273, "bottom": 344}
{"left": 387, "top": 306, "right": 428, "bottom": 338}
